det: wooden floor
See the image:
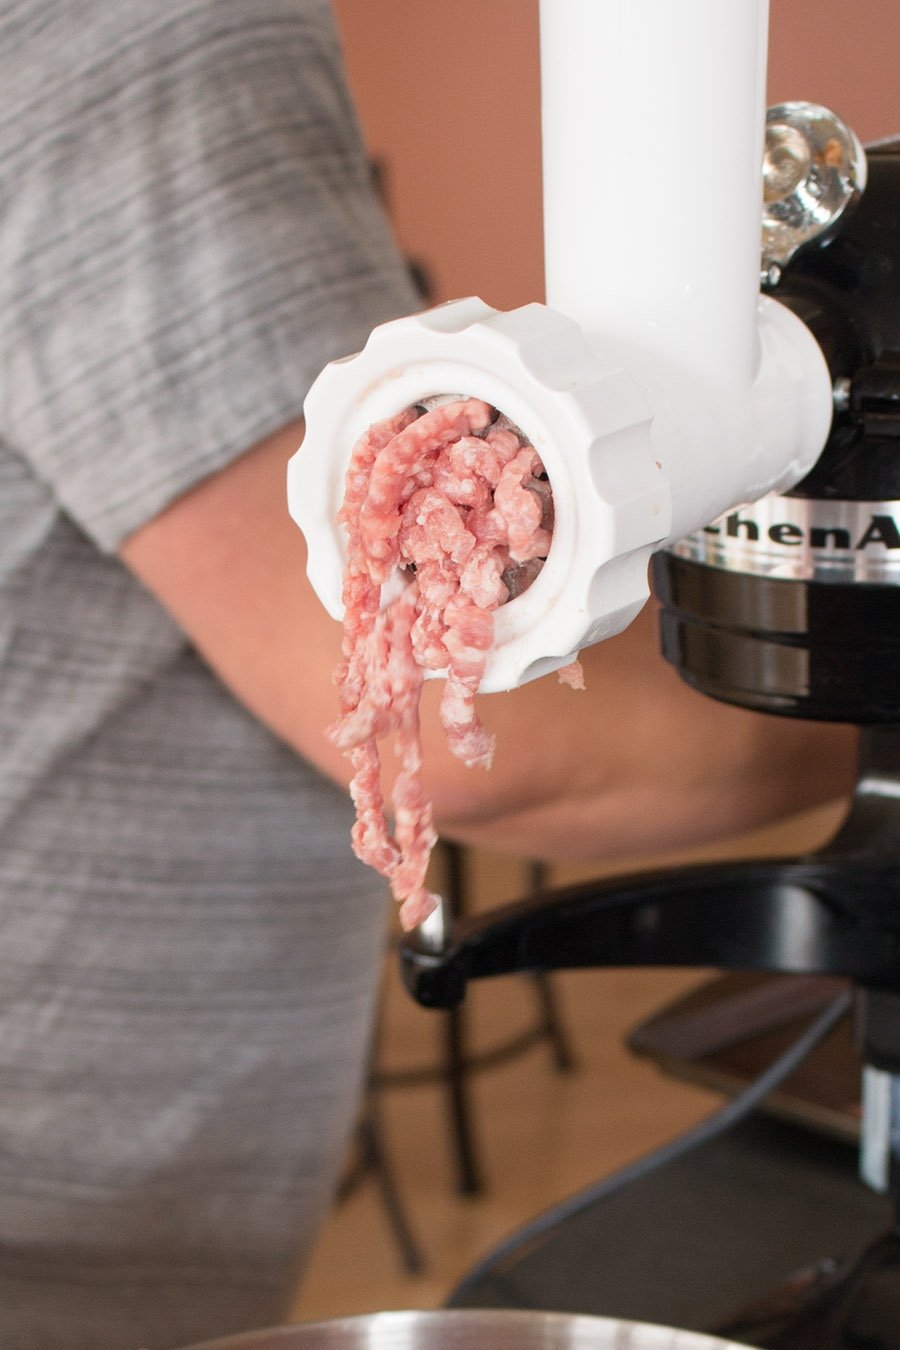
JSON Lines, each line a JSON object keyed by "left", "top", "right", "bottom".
{"left": 292, "top": 804, "right": 844, "bottom": 1325}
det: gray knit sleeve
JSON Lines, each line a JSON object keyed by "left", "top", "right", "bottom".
{"left": 1, "top": 0, "right": 419, "bottom": 550}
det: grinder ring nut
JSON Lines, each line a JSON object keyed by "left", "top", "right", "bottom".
{"left": 288, "top": 297, "right": 668, "bottom": 692}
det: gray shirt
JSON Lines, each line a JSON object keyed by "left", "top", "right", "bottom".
{"left": 0, "top": 3, "right": 420, "bottom": 1343}
{"left": 0, "top": 0, "right": 423, "bottom": 896}
{"left": 1, "top": 0, "right": 417, "bottom": 829}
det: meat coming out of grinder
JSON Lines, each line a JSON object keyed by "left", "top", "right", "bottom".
{"left": 328, "top": 397, "right": 582, "bottom": 930}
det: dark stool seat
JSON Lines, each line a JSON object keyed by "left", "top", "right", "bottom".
{"left": 447, "top": 1114, "right": 893, "bottom": 1336}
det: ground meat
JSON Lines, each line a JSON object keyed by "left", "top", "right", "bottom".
{"left": 329, "top": 397, "right": 580, "bottom": 930}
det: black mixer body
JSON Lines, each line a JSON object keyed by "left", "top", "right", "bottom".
{"left": 655, "top": 144, "right": 900, "bottom": 724}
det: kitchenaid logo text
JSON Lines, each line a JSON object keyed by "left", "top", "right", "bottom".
{"left": 671, "top": 496, "right": 900, "bottom": 581}
{"left": 703, "top": 510, "right": 900, "bottom": 551}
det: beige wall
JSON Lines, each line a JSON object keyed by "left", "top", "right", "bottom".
{"left": 334, "top": 0, "right": 900, "bottom": 310}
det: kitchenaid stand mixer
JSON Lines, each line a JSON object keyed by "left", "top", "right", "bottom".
{"left": 396, "top": 88, "right": 900, "bottom": 1350}
{"left": 289, "top": 1, "right": 900, "bottom": 1343}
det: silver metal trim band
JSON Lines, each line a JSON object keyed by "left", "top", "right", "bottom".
{"left": 669, "top": 495, "right": 900, "bottom": 583}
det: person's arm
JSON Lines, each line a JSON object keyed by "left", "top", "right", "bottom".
{"left": 120, "top": 418, "right": 857, "bottom": 866}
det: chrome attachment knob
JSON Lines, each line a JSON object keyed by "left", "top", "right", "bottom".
{"left": 762, "top": 101, "right": 867, "bottom": 270}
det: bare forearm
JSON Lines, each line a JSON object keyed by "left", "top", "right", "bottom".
{"left": 435, "top": 709, "right": 856, "bottom": 862}
{"left": 121, "top": 421, "right": 857, "bottom": 869}
{"left": 418, "top": 595, "right": 855, "bottom": 856}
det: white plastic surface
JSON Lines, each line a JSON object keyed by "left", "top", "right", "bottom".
{"left": 541, "top": 0, "right": 768, "bottom": 388}
{"left": 289, "top": 299, "right": 661, "bottom": 693}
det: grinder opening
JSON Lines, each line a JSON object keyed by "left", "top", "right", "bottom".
{"left": 346, "top": 393, "right": 556, "bottom": 639}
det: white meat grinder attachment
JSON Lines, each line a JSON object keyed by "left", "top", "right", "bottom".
{"left": 287, "top": 0, "right": 836, "bottom": 694}
{"left": 288, "top": 290, "right": 830, "bottom": 692}
{"left": 290, "top": 296, "right": 658, "bottom": 692}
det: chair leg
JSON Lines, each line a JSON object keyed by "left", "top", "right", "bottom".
{"left": 337, "top": 1091, "right": 427, "bottom": 1276}
{"left": 444, "top": 1001, "right": 484, "bottom": 1195}
{"left": 437, "top": 848, "right": 578, "bottom": 1196}
{"left": 337, "top": 963, "right": 429, "bottom": 1276}
{"left": 363, "top": 1097, "right": 427, "bottom": 1275}
{"left": 526, "top": 862, "right": 578, "bottom": 1074}
{"left": 443, "top": 843, "right": 485, "bottom": 1195}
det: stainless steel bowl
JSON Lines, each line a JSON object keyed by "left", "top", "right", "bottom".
{"left": 181, "top": 1309, "right": 751, "bottom": 1349}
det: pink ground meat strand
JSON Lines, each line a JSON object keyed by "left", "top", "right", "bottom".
{"left": 329, "top": 397, "right": 581, "bottom": 930}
